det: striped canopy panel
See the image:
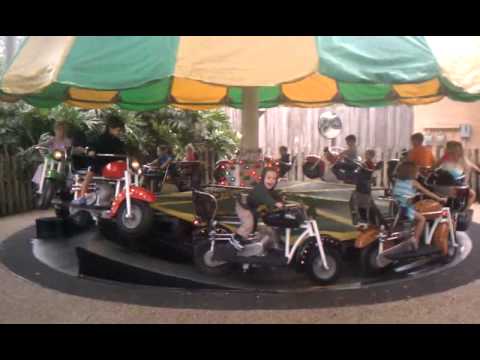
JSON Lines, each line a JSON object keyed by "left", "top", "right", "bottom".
{"left": 1, "top": 36, "right": 480, "bottom": 110}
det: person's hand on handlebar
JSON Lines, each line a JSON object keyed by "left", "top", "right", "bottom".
{"left": 71, "top": 146, "right": 86, "bottom": 155}
{"left": 275, "top": 202, "right": 284, "bottom": 209}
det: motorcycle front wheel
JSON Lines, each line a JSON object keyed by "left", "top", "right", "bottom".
{"left": 116, "top": 200, "right": 154, "bottom": 245}
{"left": 35, "top": 179, "right": 55, "bottom": 209}
{"left": 305, "top": 243, "right": 342, "bottom": 285}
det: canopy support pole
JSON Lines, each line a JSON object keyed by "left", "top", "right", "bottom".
{"left": 5, "top": 36, "right": 16, "bottom": 69}
{"left": 240, "top": 87, "right": 259, "bottom": 159}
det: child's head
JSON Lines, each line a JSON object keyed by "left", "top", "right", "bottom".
{"left": 185, "top": 143, "right": 195, "bottom": 154}
{"left": 53, "top": 120, "right": 67, "bottom": 138}
{"left": 410, "top": 132, "right": 424, "bottom": 147}
{"left": 445, "top": 141, "right": 463, "bottom": 161}
{"left": 279, "top": 146, "right": 288, "bottom": 155}
{"left": 345, "top": 134, "right": 356, "bottom": 148}
{"left": 105, "top": 114, "right": 125, "bottom": 138}
{"left": 158, "top": 145, "right": 168, "bottom": 156}
{"left": 365, "top": 149, "right": 376, "bottom": 161}
{"left": 261, "top": 167, "right": 278, "bottom": 190}
{"left": 396, "top": 161, "right": 417, "bottom": 180}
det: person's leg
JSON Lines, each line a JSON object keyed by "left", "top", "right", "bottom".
{"left": 413, "top": 212, "right": 426, "bottom": 250}
{"left": 257, "top": 226, "right": 275, "bottom": 250}
{"left": 235, "top": 202, "right": 255, "bottom": 241}
{"left": 79, "top": 170, "right": 94, "bottom": 198}
{"left": 331, "top": 162, "right": 343, "bottom": 180}
{"left": 467, "top": 189, "right": 476, "bottom": 209}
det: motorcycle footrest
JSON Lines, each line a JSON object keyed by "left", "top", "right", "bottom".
{"left": 239, "top": 254, "right": 287, "bottom": 266}
{"left": 212, "top": 244, "right": 287, "bottom": 266}
{"left": 69, "top": 204, "right": 111, "bottom": 211}
{"left": 212, "top": 243, "right": 237, "bottom": 261}
{"left": 385, "top": 247, "right": 441, "bottom": 261}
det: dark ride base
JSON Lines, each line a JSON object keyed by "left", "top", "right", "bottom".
{"left": 0, "top": 217, "right": 478, "bottom": 310}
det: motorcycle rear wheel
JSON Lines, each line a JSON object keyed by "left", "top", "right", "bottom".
{"left": 193, "top": 239, "right": 234, "bottom": 276}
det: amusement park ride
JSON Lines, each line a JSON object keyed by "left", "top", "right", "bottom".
{"left": 32, "top": 111, "right": 473, "bottom": 286}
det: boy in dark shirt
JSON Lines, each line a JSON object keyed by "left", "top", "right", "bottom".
{"left": 72, "top": 114, "right": 126, "bottom": 205}
{"left": 149, "top": 145, "right": 174, "bottom": 169}
{"left": 278, "top": 146, "right": 292, "bottom": 177}
{"left": 233, "top": 167, "right": 284, "bottom": 249}
{"left": 350, "top": 149, "right": 378, "bottom": 228}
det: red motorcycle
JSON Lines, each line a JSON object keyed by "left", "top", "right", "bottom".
{"left": 302, "top": 147, "right": 343, "bottom": 180}
{"left": 61, "top": 153, "right": 156, "bottom": 241}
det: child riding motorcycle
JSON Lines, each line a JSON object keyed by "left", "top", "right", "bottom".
{"left": 331, "top": 135, "right": 361, "bottom": 183}
{"left": 233, "top": 167, "right": 284, "bottom": 251}
{"left": 32, "top": 120, "right": 72, "bottom": 188}
{"left": 393, "top": 161, "right": 447, "bottom": 251}
{"left": 407, "top": 132, "right": 436, "bottom": 169}
{"left": 71, "top": 114, "right": 126, "bottom": 205}
{"left": 350, "top": 149, "right": 382, "bottom": 229}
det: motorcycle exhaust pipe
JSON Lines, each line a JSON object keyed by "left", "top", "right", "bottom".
{"left": 378, "top": 240, "right": 413, "bottom": 263}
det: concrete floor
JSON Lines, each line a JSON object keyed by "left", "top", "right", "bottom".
{"left": 0, "top": 207, "right": 479, "bottom": 324}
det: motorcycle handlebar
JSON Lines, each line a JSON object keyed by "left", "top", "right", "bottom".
{"left": 94, "top": 153, "right": 127, "bottom": 158}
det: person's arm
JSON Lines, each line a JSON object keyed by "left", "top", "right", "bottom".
{"left": 272, "top": 190, "right": 285, "bottom": 208}
{"left": 430, "top": 151, "right": 437, "bottom": 167}
{"left": 406, "top": 149, "right": 413, "bottom": 162}
{"left": 147, "top": 158, "right": 160, "bottom": 167}
{"left": 466, "top": 158, "right": 480, "bottom": 173}
{"left": 432, "top": 158, "right": 443, "bottom": 170}
{"left": 159, "top": 159, "right": 171, "bottom": 170}
{"left": 412, "top": 180, "right": 447, "bottom": 203}
{"left": 338, "top": 149, "right": 348, "bottom": 159}
{"left": 251, "top": 186, "right": 278, "bottom": 209}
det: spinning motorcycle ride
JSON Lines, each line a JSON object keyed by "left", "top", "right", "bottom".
{"left": 191, "top": 187, "right": 342, "bottom": 285}
{"left": 422, "top": 168, "right": 473, "bottom": 232}
{"left": 142, "top": 160, "right": 203, "bottom": 194}
{"left": 302, "top": 147, "right": 363, "bottom": 184}
{"left": 55, "top": 151, "right": 156, "bottom": 241}
{"left": 357, "top": 194, "right": 461, "bottom": 275}
{"left": 355, "top": 167, "right": 471, "bottom": 275}
{"left": 302, "top": 110, "right": 362, "bottom": 183}
{"left": 214, "top": 157, "right": 294, "bottom": 185}
{"left": 384, "top": 157, "right": 472, "bottom": 230}
{"left": 33, "top": 145, "right": 72, "bottom": 209}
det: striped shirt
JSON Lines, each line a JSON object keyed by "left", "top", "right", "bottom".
{"left": 393, "top": 179, "right": 416, "bottom": 207}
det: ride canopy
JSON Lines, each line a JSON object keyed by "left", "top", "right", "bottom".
{"left": 1, "top": 36, "right": 480, "bottom": 110}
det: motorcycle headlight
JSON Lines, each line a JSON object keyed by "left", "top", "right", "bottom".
{"left": 53, "top": 149, "right": 64, "bottom": 161}
{"left": 131, "top": 160, "right": 141, "bottom": 171}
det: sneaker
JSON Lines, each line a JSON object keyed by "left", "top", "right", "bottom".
{"left": 229, "top": 234, "right": 246, "bottom": 250}
{"left": 355, "top": 222, "right": 369, "bottom": 230}
{"left": 71, "top": 196, "right": 87, "bottom": 206}
{"left": 408, "top": 237, "right": 419, "bottom": 251}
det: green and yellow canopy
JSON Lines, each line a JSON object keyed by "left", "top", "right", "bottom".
{"left": 2, "top": 36, "right": 480, "bottom": 110}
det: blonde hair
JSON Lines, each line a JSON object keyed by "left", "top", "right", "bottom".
{"left": 186, "top": 143, "right": 195, "bottom": 152}
{"left": 445, "top": 141, "right": 469, "bottom": 170}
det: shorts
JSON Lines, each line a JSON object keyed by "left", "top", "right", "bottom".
{"left": 400, "top": 205, "right": 415, "bottom": 221}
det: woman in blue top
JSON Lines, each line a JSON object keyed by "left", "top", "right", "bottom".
{"left": 393, "top": 161, "right": 446, "bottom": 250}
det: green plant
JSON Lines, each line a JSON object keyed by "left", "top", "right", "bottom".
{"left": 0, "top": 103, "right": 240, "bottom": 170}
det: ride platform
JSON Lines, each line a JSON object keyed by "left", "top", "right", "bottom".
{"left": 0, "top": 215, "right": 474, "bottom": 310}
{"left": 151, "top": 179, "right": 387, "bottom": 242}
